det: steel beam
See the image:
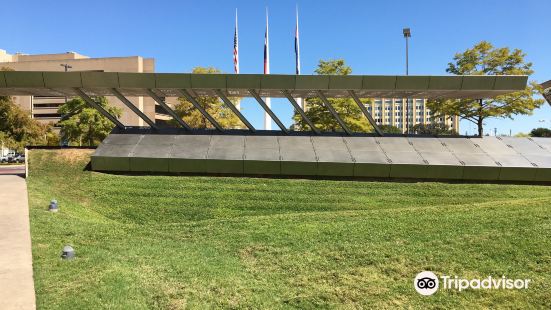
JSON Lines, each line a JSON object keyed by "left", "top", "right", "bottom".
{"left": 316, "top": 90, "right": 352, "bottom": 135}
{"left": 111, "top": 88, "right": 158, "bottom": 129}
{"left": 281, "top": 90, "right": 320, "bottom": 134}
{"left": 177, "top": 89, "right": 223, "bottom": 132}
{"left": 248, "top": 89, "right": 289, "bottom": 134}
{"left": 74, "top": 88, "right": 125, "bottom": 129}
{"left": 348, "top": 90, "right": 384, "bottom": 136}
{"left": 214, "top": 89, "right": 256, "bottom": 132}
{"left": 145, "top": 89, "right": 191, "bottom": 130}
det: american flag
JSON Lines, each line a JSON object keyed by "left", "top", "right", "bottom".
{"left": 233, "top": 10, "right": 239, "bottom": 74}
{"left": 264, "top": 11, "right": 270, "bottom": 74}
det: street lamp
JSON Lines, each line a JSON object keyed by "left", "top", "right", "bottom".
{"left": 403, "top": 28, "right": 411, "bottom": 75}
{"left": 403, "top": 28, "right": 411, "bottom": 134}
{"left": 60, "top": 63, "right": 72, "bottom": 72}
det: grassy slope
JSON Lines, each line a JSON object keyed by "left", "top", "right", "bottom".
{"left": 27, "top": 150, "right": 551, "bottom": 309}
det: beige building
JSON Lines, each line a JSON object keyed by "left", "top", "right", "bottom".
{"left": 0, "top": 49, "right": 155, "bottom": 126}
{"left": 366, "top": 98, "right": 459, "bottom": 133}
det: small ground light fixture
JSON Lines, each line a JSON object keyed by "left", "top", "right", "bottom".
{"left": 49, "top": 199, "right": 59, "bottom": 212}
{"left": 61, "top": 245, "right": 75, "bottom": 260}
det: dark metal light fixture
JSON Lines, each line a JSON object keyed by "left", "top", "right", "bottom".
{"left": 48, "top": 199, "right": 58, "bottom": 212}
{"left": 61, "top": 245, "right": 75, "bottom": 260}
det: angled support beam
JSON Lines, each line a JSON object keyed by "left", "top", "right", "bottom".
{"left": 281, "top": 90, "right": 320, "bottom": 134}
{"left": 316, "top": 90, "right": 352, "bottom": 135}
{"left": 74, "top": 88, "right": 125, "bottom": 129}
{"left": 145, "top": 89, "right": 191, "bottom": 130}
{"left": 248, "top": 89, "right": 289, "bottom": 134}
{"left": 214, "top": 89, "right": 256, "bottom": 132}
{"left": 348, "top": 90, "right": 384, "bottom": 136}
{"left": 177, "top": 89, "right": 223, "bottom": 132}
{"left": 111, "top": 88, "right": 158, "bottom": 130}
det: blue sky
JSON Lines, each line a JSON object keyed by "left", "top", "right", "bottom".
{"left": 3, "top": 0, "right": 551, "bottom": 134}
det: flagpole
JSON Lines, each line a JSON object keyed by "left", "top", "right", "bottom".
{"left": 234, "top": 8, "right": 241, "bottom": 110}
{"left": 264, "top": 8, "right": 272, "bottom": 130}
{"left": 295, "top": 5, "right": 304, "bottom": 111}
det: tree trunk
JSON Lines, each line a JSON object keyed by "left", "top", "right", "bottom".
{"left": 477, "top": 118, "right": 484, "bottom": 137}
{"left": 476, "top": 100, "right": 484, "bottom": 137}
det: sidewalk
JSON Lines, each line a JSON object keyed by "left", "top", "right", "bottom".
{"left": 0, "top": 175, "right": 36, "bottom": 310}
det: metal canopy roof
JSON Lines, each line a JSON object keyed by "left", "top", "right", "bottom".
{"left": 0, "top": 71, "right": 527, "bottom": 99}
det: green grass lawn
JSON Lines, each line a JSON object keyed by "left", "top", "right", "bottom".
{"left": 27, "top": 149, "right": 551, "bottom": 309}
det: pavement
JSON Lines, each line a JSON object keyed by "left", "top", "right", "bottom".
{"left": 0, "top": 174, "right": 36, "bottom": 310}
{"left": 0, "top": 165, "right": 25, "bottom": 175}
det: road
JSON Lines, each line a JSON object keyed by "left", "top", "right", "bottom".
{"left": 0, "top": 165, "right": 25, "bottom": 175}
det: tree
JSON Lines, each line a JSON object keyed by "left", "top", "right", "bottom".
{"left": 426, "top": 41, "right": 544, "bottom": 137}
{"left": 172, "top": 67, "right": 243, "bottom": 129}
{"left": 412, "top": 122, "right": 458, "bottom": 136}
{"left": 378, "top": 125, "right": 402, "bottom": 134}
{"left": 292, "top": 59, "right": 373, "bottom": 132}
{"left": 1, "top": 95, "right": 54, "bottom": 151}
{"left": 530, "top": 127, "right": 551, "bottom": 137}
{"left": 58, "top": 97, "right": 121, "bottom": 146}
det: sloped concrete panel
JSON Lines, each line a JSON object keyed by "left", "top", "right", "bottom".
{"left": 440, "top": 138, "right": 484, "bottom": 154}
{"left": 130, "top": 144, "right": 172, "bottom": 172}
{"left": 279, "top": 137, "right": 317, "bottom": 176}
{"left": 102, "top": 134, "right": 143, "bottom": 145}
{"left": 91, "top": 143, "right": 135, "bottom": 171}
{"left": 475, "top": 137, "right": 517, "bottom": 155}
{"left": 343, "top": 137, "right": 380, "bottom": 151}
{"left": 169, "top": 136, "right": 210, "bottom": 173}
{"left": 531, "top": 138, "right": 551, "bottom": 153}
{"left": 499, "top": 137, "right": 547, "bottom": 155}
{"left": 421, "top": 152, "right": 463, "bottom": 180}
{"left": 409, "top": 138, "right": 448, "bottom": 153}
{"left": 244, "top": 139, "right": 280, "bottom": 175}
{"left": 352, "top": 151, "right": 391, "bottom": 177}
{"left": 91, "top": 134, "right": 551, "bottom": 182}
{"left": 377, "top": 137, "right": 416, "bottom": 153}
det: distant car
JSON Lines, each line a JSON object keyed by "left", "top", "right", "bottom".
{"left": 15, "top": 155, "right": 25, "bottom": 163}
{"left": 0, "top": 155, "right": 8, "bottom": 163}
{"left": 7, "top": 153, "right": 23, "bottom": 163}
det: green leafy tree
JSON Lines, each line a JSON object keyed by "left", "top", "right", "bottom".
{"left": 1, "top": 95, "right": 54, "bottom": 151}
{"left": 172, "top": 67, "right": 243, "bottom": 129}
{"left": 514, "top": 132, "right": 530, "bottom": 137}
{"left": 530, "top": 127, "right": 551, "bottom": 137}
{"left": 292, "top": 59, "right": 373, "bottom": 132}
{"left": 58, "top": 97, "right": 121, "bottom": 146}
{"left": 412, "top": 122, "right": 458, "bottom": 136}
{"left": 426, "top": 41, "right": 544, "bottom": 137}
{"left": 378, "top": 125, "right": 402, "bottom": 134}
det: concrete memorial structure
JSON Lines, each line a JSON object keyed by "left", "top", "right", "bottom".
{"left": 542, "top": 80, "right": 551, "bottom": 106}
{"left": 2, "top": 71, "right": 550, "bottom": 182}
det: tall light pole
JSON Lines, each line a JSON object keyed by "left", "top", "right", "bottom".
{"left": 60, "top": 63, "right": 72, "bottom": 72}
{"left": 403, "top": 28, "right": 411, "bottom": 134}
{"left": 59, "top": 64, "right": 72, "bottom": 104}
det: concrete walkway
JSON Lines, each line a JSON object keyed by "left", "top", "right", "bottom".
{"left": 0, "top": 175, "right": 36, "bottom": 310}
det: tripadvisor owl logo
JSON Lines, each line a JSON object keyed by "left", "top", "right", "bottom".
{"left": 414, "top": 271, "right": 532, "bottom": 296}
{"left": 414, "top": 271, "right": 439, "bottom": 296}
